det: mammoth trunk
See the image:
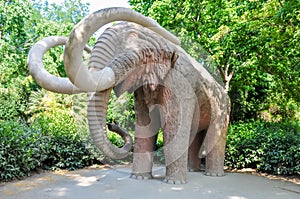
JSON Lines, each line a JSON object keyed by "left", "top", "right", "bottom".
{"left": 87, "top": 89, "right": 132, "bottom": 159}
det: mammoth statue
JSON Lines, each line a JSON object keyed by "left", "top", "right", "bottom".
{"left": 27, "top": 7, "right": 230, "bottom": 184}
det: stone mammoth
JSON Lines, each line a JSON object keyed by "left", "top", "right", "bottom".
{"left": 27, "top": 7, "right": 230, "bottom": 184}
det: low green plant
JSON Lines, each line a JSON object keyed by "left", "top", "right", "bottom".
{"left": 156, "top": 130, "right": 164, "bottom": 149}
{"left": 225, "top": 121, "right": 300, "bottom": 175}
{"left": 0, "top": 114, "right": 103, "bottom": 182}
{"left": 2, "top": 112, "right": 298, "bottom": 182}
{"left": 31, "top": 111, "right": 102, "bottom": 171}
{"left": 107, "top": 131, "right": 125, "bottom": 148}
{"left": 0, "top": 121, "right": 41, "bottom": 181}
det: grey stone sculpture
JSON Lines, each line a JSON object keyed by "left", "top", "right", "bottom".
{"left": 27, "top": 7, "right": 230, "bottom": 184}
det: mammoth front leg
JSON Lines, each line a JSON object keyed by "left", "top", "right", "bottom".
{"left": 131, "top": 90, "right": 161, "bottom": 179}
{"left": 163, "top": 98, "right": 195, "bottom": 184}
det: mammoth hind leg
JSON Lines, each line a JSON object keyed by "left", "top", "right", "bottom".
{"left": 204, "top": 124, "right": 227, "bottom": 177}
{"left": 188, "top": 130, "right": 206, "bottom": 172}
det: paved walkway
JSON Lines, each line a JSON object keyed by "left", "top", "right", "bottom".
{"left": 1, "top": 166, "right": 299, "bottom": 199}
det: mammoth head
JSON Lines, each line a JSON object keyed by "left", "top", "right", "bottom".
{"left": 64, "top": 8, "right": 180, "bottom": 93}
{"left": 90, "top": 22, "right": 179, "bottom": 96}
{"left": 27, "top": 7, "right": 180, "bottom": 94}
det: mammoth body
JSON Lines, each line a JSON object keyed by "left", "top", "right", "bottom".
{"left": 88, "top": 22, "right": 230, "bottom": 184}
{"left": 27, "top": 8, "right": 230, "bottom": 184}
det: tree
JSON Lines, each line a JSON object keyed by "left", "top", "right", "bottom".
{"left": 0, "top": 0, "right": 36, "bottom": 120}
{"left": 0, "top": 0, "right": 90, "bottom": 121}
{"left": 129, "top": 0, "right": 300, "bottom": 122}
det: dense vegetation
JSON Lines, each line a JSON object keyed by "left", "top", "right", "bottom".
{"left": 0, "top": 0, "right": 299, "bottom": 181}
{"left": 0, "top": 119, "right": 102, "bottom": 181}
{"left": 129, "top": 0, "right": 300, "bottom": 122}
{"left": 225, "top": 121, "right": 299, "bottom": 175}
{"left": 0, "top": 0, "right": 102, "bottom": 181}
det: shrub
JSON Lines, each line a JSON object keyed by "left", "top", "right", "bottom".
{"left": 31, "top": 111, "right": 102, "bottom": 171}
{"left": 2, "top": 115, "right": 298, "bottom": 182}
{"left": 0, "top": 121, "right": 41, "bottom": 181}
{"left": 0, "top": 115, "right": 103, "bottom": 182}
{"left": 225, "top": 121, "right": 300, "bottom": 175}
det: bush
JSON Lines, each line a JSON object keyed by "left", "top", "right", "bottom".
{"left": 31, "top": 111, "right": 101, "bottom": 171}
{"left": 2, "top": 115, "right": 298, "bottom": 182}
{"left": 225, "top": 121, "right": 300, "bottom": 175}
{"left": 0, "top": 121, "right": 41, "bottom": 181}
{"left": 0, "top": 77, "right": 35, "bottom": 121}
{"left": 0, "top": 116, "right": 103, "bottom": 182}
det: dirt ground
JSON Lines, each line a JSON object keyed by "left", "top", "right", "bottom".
{"left": 1, "top": 165, "right": 299, "bottom": 199}
{"left": 226, "top": 167, "right": 300, "bottom": 185}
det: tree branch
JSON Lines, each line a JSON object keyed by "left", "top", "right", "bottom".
{"left": 218, "top": 58, "right": 234, "bottom": 93}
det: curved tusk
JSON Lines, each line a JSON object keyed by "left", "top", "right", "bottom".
{"left": 64, "top": 7, "right": 180, "bottom": 92}
{"left": 27, "top": 36, "right": 91, "bottom": 94}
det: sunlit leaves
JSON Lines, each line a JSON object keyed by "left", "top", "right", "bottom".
{"left": 129, "top": 0, "right": 300, "bottom": 121}
{"left": 0, "top": 0, "right": 90, "bottom": 121}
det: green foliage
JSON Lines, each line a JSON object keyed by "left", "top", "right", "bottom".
{"left": 33, "top": 0, "right": 90, "bottom": 24}
{"left": 156, "top": 130, "right": 164, "bottom": 148}
{"left": 107, "top": 91, "right": 135, "bottom": 132}
{"left": 0, "top": 0, "right": 90, "bottom": 122}
{"left": 0, "top": 0, "right": 34, "bottom": 84}
{"left": 129, "top": 0, "right": 300, "bottom": 122}
{"left": 26, "top": 89, "right": 74, "bottom": 121}
{"left": 0, "top": 0, "right": 103, "bottom": 182}
{"left": 0, "top": 77, "right": 35, "bottom": 120}
{"left": 107, "top": 131, "right": 125, "bottom": 148}
{"left": 31, "top": 111, "right": 100, "bottom": 171}
{"left": 0, "top": 117, "right": 102, "bottom": 182}
{"left": 0, "top": 89, "right": 19, "bottom": 120}
{"left": 0, "top": 121, "right": 40, "bottom": 181}
{"left": 225, "top": 121, "right": 300, "bottom": 175}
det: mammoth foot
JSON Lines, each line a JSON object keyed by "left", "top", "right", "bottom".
{"left": 130, "top": 173, "right": 153, "bottom": 180}
{"left": 163, "top": 175, "right": 187, "bottom": 184}
{"left": 163, "top": 178, "right": 186, "bottom": 185}
{"left": 204, "top": 171, "right": 225, "bottom": 177}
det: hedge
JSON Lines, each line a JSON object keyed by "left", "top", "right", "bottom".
{"left": 225, "top": 121, "right": 300, "bottom": 175}
{"left": 0, "top": 115, "right": 102, "bottom": 182}
{"left": 1, "top": 119, "right": 299, "bottom": 182}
